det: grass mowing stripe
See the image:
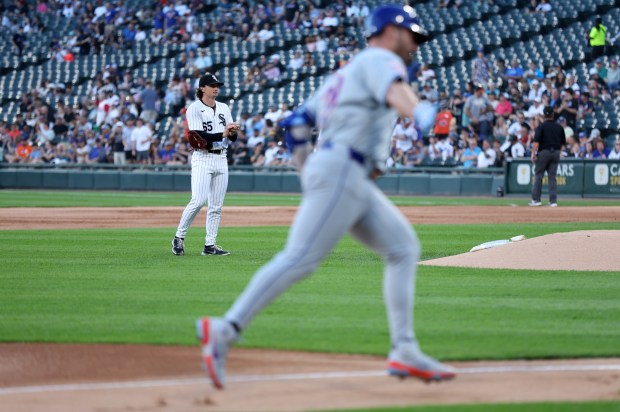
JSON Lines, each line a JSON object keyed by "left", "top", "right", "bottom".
{"left": 323, "top": 400, "right": 620, "bottom": 412}
{"left": 1, "top": 223, "right": 619, "bottom": 360}
{"left": 2, "top": 189, "right": 620, "bottom": 207}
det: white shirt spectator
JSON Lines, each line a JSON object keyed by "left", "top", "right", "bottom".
{"left": 131, "top": 124, "right": 153, "bottom": 152}
{"left": 194, "top": 52, "right": 213, "bottom": 71}
{"left": 392, "top": 121, "right": 415, "bottom": 152}
{"left": 536, "top": 2, "right": 552, "bottom": 12}
{"left": 511, "top": 141, "right": 526, "bottom": 158}
{"left": 608, "top": 142, "right": 620, "bottom": 159}
{"left": 175, "top": 2, "right": 191, "bottom": 16}
{"left": 135, "top": 29, "right": 147, "bottom": 42}
{"left": 437, "top": 139, "right": 454, "bottom": 159}
{"left": 507, "top": 120, "right": 523, "bottom": 136}
{"left": 316, "top": 37, "right": 328, "bottom": 52}
{"left": 247, "top": 132, "right": 265, "bottom": 149}
{"left": 322, "top": 13, "right": 339, "bottom": 28}
{"left": 524, "top": 100, "right": 544, "bottom": 119}
{"left": 288, "top": 52, "right": 304, "bottom": 70}
{"left": 264, "top": 141, "right": 279, "bottom": 165}
{"left": 477, "top": 146, "right": 496, "bottom": 168}
{"left": 419, "top": 66, "right": 436, "bottom": 83}
{"left": 94, "top": 5, "right": 107, "bottom": 20}
{"left": 258, "top": 27, "right": 275, "bottom": 42}
{"left": 191, "top": 31, "right": 205, "bottom": 47}
{"left": 264, "top": 108, "right": 281, "bottom": 124}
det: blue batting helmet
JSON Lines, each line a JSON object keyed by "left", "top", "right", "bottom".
{"left": 365, "top": 4, "right": 429, "bottom": 44}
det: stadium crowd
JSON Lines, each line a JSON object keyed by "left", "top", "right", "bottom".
{"left": 2, "top": 0, "right": 619, "bottom": 168}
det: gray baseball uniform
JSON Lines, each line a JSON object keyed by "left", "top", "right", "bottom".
{"left": 226, "top": 47, "right": 419, "bottom": 346}
{"left": 175, "top": 99, "right": 234, "bottom": 246}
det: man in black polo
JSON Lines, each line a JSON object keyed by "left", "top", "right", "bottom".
{"left": 529, "top": 106, "right": 566, "bottom": 207}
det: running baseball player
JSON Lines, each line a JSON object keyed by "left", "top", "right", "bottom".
{"left": 195, "top": 4, "right": 456, "bottom": 388}
{"left": 172, "top": 73, "right": 239, "bottom": 256}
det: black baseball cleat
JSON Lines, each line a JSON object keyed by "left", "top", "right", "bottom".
{"left": 202, "top": 244, "right": 230, "bottom": 256}
{"left": 172, "top": 237, "right": 185, "bottom": 256}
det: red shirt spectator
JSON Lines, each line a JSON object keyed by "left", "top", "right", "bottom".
{"left": 8, "top": 124, "right": 22, "bottom": 142}
{"left": 16, "top": 140, "right": 32, "bottom": 161}
{"left": 495, "top": 94, "right": 513, "bottom": 117}
{"left": 433, "top": 108, "right": 453, "bottom": 137}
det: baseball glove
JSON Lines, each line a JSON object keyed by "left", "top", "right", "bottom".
{"left": 187, "top": 130, "right": 212, "bottom": 150}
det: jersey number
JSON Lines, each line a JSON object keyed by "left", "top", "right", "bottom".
{"left": 202, "top": 121, "right": 212, "bottom": 132}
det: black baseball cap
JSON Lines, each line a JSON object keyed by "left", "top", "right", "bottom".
{"left": 543, "top": 106, "right": 554, "bottom": 117}
{"left": 199, "top": 73, "right": 224, "bottom": 87}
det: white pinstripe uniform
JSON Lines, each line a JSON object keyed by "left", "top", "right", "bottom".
{"left": 175, "top": 98, "right": 234, "bottom": 247}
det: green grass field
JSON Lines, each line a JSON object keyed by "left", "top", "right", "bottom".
{"left": 1, "top": 190, "right": 619, "bottom": 411}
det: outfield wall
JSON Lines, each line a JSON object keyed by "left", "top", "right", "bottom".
{"left": 0, "top": 167, "right": 505, "bottom": 196}
{"left": 505, "top": 159, "right": 620, "bottom": 198}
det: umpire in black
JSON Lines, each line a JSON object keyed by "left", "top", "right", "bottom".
{"left": 530, "top": 106, "right": 566, "bottom": 207}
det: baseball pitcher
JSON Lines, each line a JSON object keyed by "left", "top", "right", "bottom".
{"left": 172, "top": 73, "right": 240, "bottom": 256}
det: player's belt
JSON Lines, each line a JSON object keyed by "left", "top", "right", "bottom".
{"left": 321, "top": 141, "right": 365, "bottom": 166}
{"left": 207, "top": 149, "right": 225, "bottom": 154}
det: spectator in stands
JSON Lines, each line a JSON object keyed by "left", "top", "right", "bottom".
{"left": 420, "top": 82, "right": 439, "bottom": 106}
{"left": 418, "top": 63, "right": 436, "bottom": 84}
{"left": 493, "top": 115, "right": 509, "bottom": 143}
{"left": 493, "top": 58, "right": 508, "bottom": 90}
{"left": 558, "top": 116, "right": 574, "bottom": 142}
{"left": 524, "top": 96, "right": 544, "bottom": 120}
{"left": 565, "top": 74, "right": 581, "bottom": 95}
{"left": 607, "top": 59, "right": 620, "bottom": 94}
{"left": 477, "top": 139, "right": 496, "bottom": 168}
{"left": 464, "top": 84, "right": 493, "bottom": 141}
{"left": 288, "top": 50, "right": 304, "bottom": 70}
{"left": 449, "top": 88, "right": 465, "bottom": 129}
{"left": 433, "top": 104, "right": 452, "bottom": 140}
{"left": 246, "top": 127, "right": 265, "bottom": 150}
{"left": 262, "top": 58, "right": 282, "bottom": 87}
{"left": 555, "top": 88, "right": 578, "bottom": 129}
{"left": 86, "top": 138, "right": 108, "bottom": 164}
{"left": 321, "top": 8, "right": 339, "bottom": 35}
{"left": 139, "top": 80, "right": 159, "bottom": 123}
{"left": 495, "top": 93, "right": 513, "bottom": 118}
{"left": 583, "top": 140, "right": 596, "bottom": 159}
{"left": 302, "top": 52, "right": 315, "bottom": 68}
{"left": 535, "top": 0, "right": 552, "bottom": 12}
{"left": 594, "top": 58, "right": 608, "bottom": 82}
{"left": 131, "top": 117, "right": 153, "bottom": 164}
{"left": 587, "top": 15, "right": 607, "bottom": 60}
{"left": 346, "top": 2, "right": 369, "bottom": 25}
{"left": 505, "top": 58, "right": 524, "bottom": 83}
{"left": 592, "top": 138, "right": 610, "bottom": 159}
{"left": 392, "top": 117, "right": 416, "bottom": 153}
{"left": 121, "top": 21, "right": 137, "bottom": 49}
{"left": 461, "top": 138, "right": 481, "bottom": 168}
{"left": 250, "top": 141, "right": 265, "bottom": 166}
{"left": 608, "top": 138, "right": 620, "bottom": 159}
{"left": 194, "top": 49, "right": 213, "bottom": 72}
{"left": 471, "top": 47, "right": 493, "bottom": 88}
{"left": 264, "top": 105, "right": 281, "bottom": 124}
{"left": 110, "top": 122, "right": 126, "bottom": 165}
{"left": 258, "top": 22, "right": 274, "bottom": 41}
{"left": 524, "top": 61, "right": 545, "bottom": 83}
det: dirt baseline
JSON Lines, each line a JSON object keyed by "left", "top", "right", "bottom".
{"left": 1, "top": 205, "right": 620, "bottom": 411}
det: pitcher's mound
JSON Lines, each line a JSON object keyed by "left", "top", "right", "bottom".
{"left": 420, "top": 230, "right": 620, "bottom": 271}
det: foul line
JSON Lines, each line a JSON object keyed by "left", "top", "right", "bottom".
{"left": 1, "top": 364, "right": 620, "bottom": 396}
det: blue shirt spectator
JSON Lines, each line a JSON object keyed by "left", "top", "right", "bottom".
{"left": 505, "top": 58, "right": 524, "bottom": 82}
{"left": 461, "top": 138, "right": 482, "bottom": 168}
